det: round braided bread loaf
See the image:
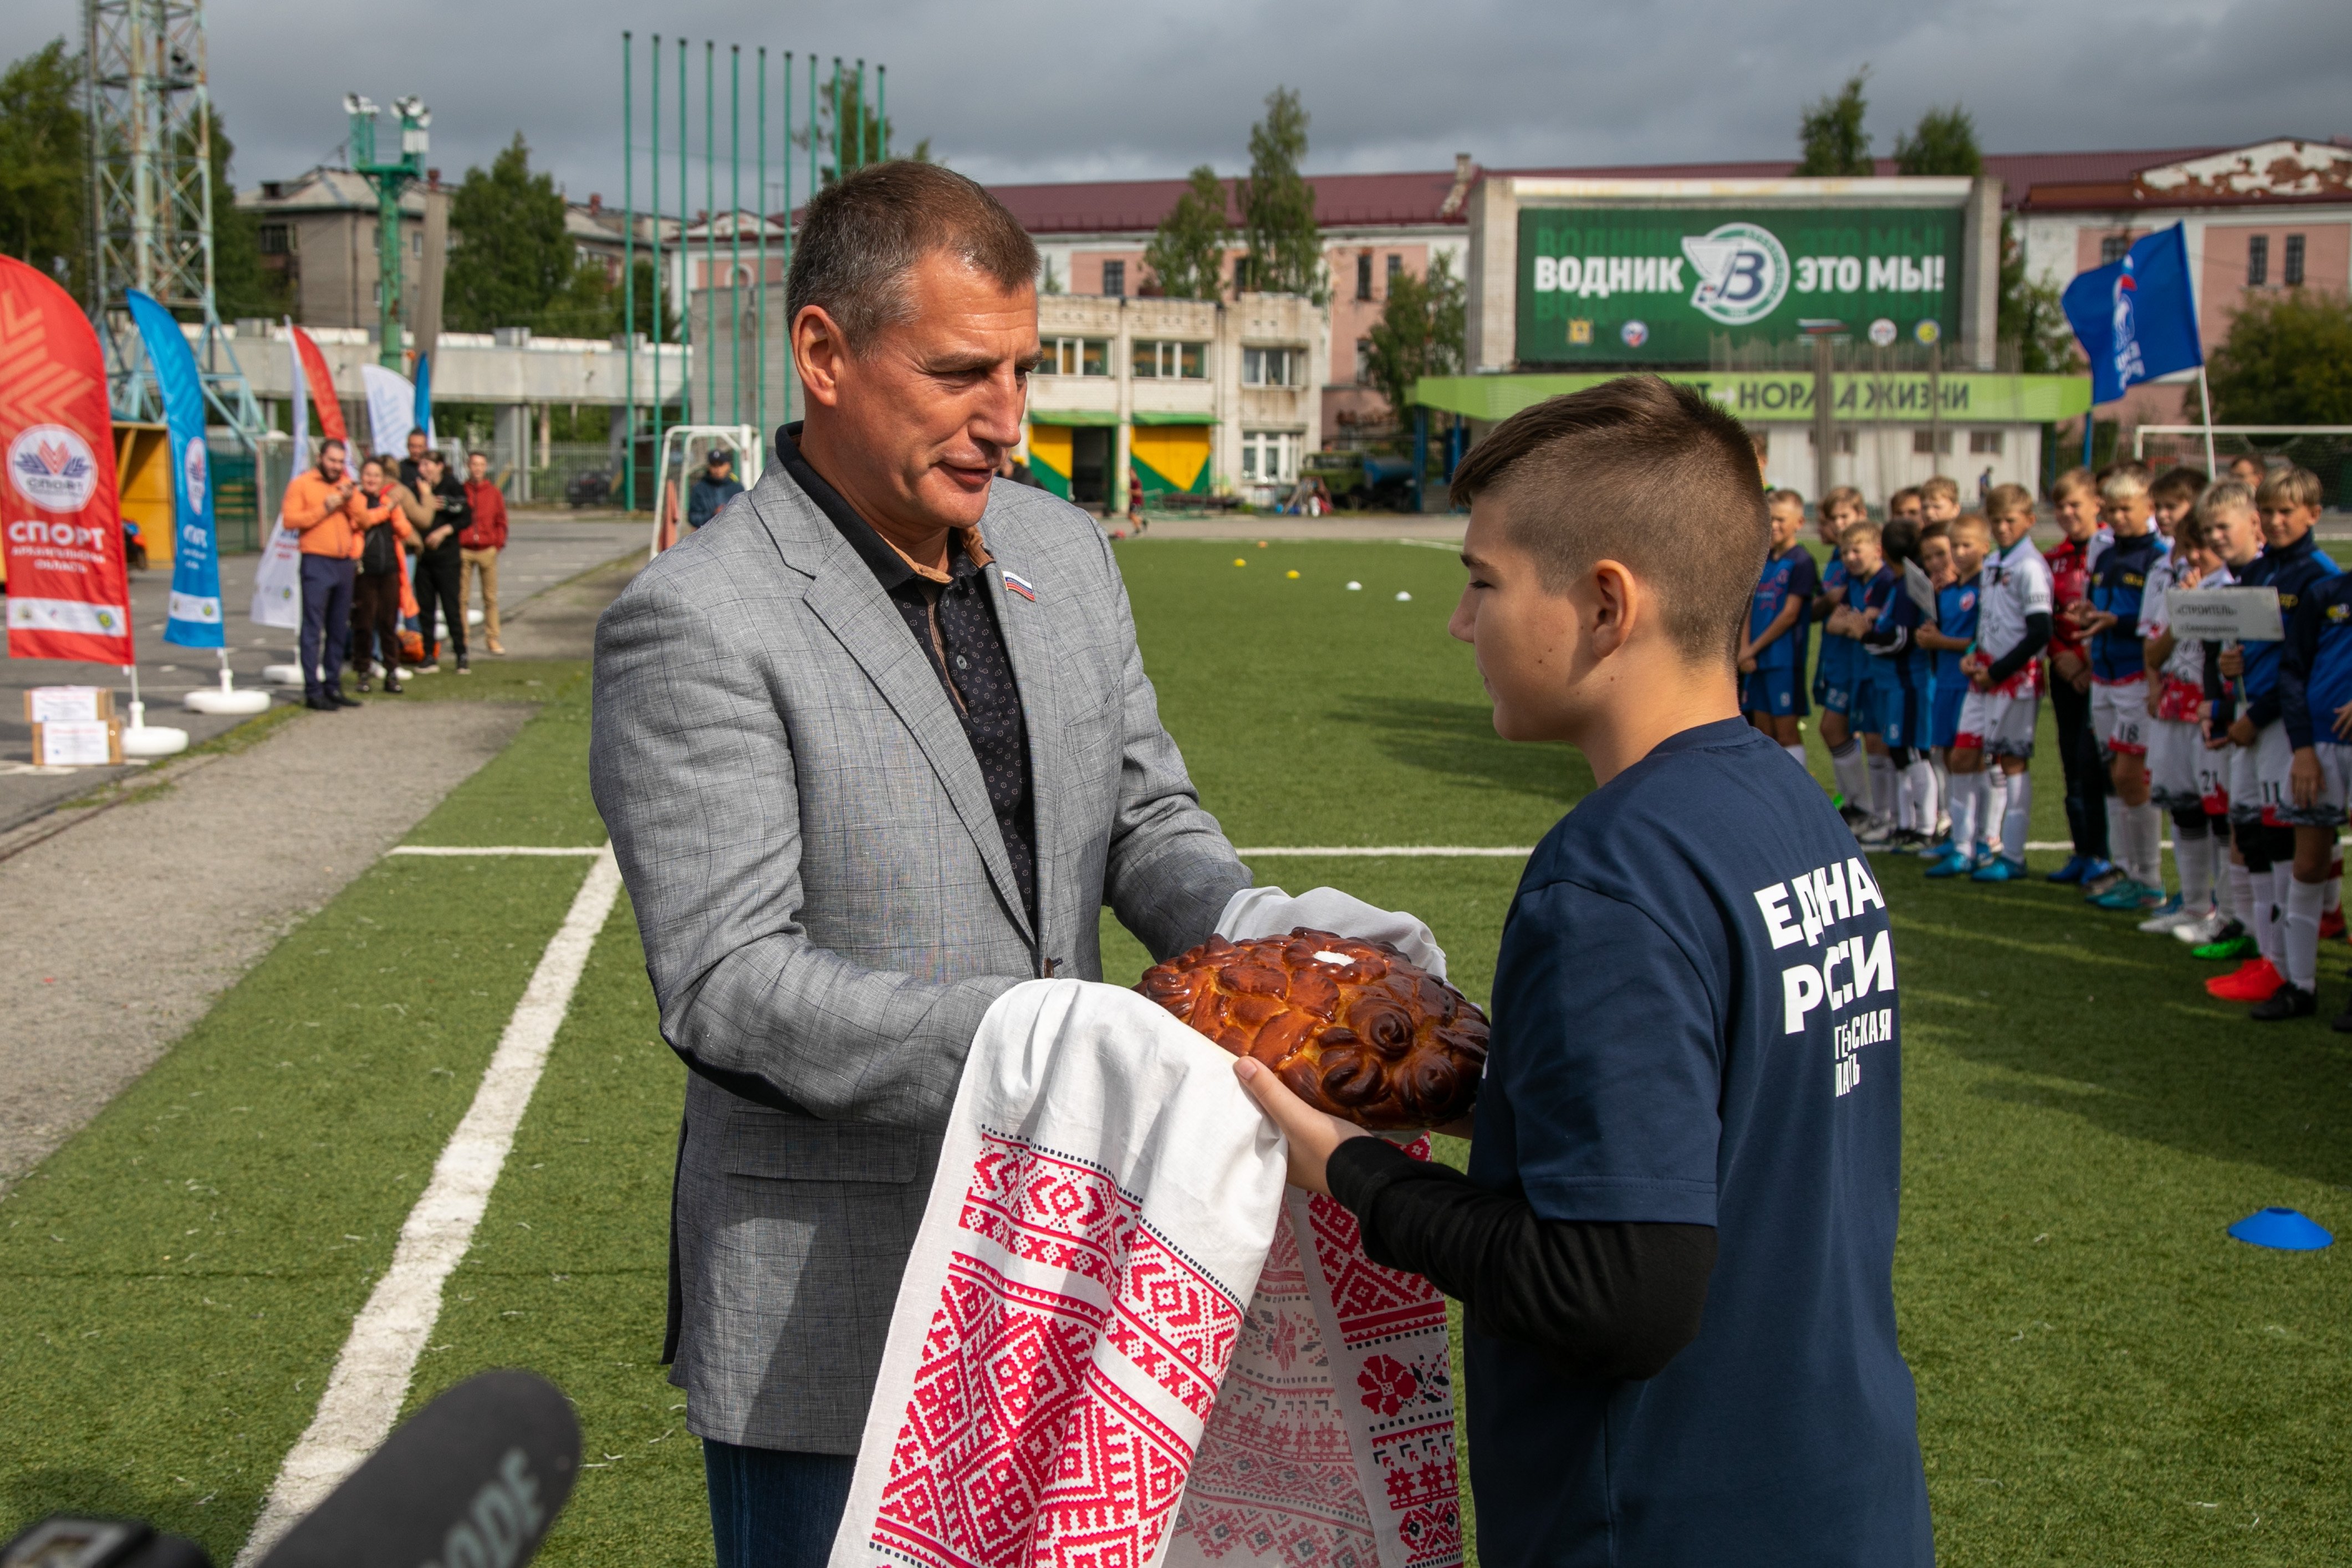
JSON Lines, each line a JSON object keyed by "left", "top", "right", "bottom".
{"left": 1136, "top": 927, "right": 1489, "bottom": 1130}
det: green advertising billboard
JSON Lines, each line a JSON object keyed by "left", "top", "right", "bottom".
{"left": 1517, "top": 206, "right": 1965, "bottom": 364}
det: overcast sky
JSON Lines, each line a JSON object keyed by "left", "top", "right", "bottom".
{"left": 7, "top": 0, "right": 2345, "bottom": 206}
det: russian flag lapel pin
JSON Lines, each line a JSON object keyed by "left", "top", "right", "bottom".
{"left": 1002, "top": 569, "right": 1037, "bottom": 602}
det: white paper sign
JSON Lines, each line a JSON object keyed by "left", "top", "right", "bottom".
{"left": 36, "top": 721, "right": 115, "bottom": 766}
{"left": 28, "top": 686, "right": 104, "bottom": 723}
{"left": 2167, "top": 585, "right": 2284, "bottom": 642}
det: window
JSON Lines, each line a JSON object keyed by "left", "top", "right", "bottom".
{"left": 1807, "top": 428, "right": 1856, "bottom": 453}
{"left": 1132, "top": 340, "right": 1206, "bottom": 379}
{"left": 1912, "top": 429, "right": 1955, "bottom": 454}
{"left": 1387, "top": 254, "right": 1403, "bottom": 290}
{"left": 1038, "top": 338, "right": 1110, "bottom": 377}
{"left": 258, "top": 223, "right": 290, "bottom": 255}
{"left": 1355, "top": 253, "right": 1373, "bottom": 302}
{"left": 1354, "top": 337, "right": 1373, "bottom": 385}
{"left": 1243, "top": 346, "right": 1303, "bottom": 387}
{"left": 1101, "top": 259, "right": 1125, "bottom": 298}
{"left": 2285, "top": 234, "right": 2305, "bottom": 287}
{"left": 1232, "top": 256, "right": 1254, "bottom": 293}
{"left": 1970, "top": 430, "right": 2004, "bottom": 454}
{"left": 1241, "top": 430, "right": 1302, "bottom": 484}
{"left": 2247, "top": 234, "right": 2269, "bottom": 287}
{"left": 2100, "top": 234, "right": 2132, "bottom": 265}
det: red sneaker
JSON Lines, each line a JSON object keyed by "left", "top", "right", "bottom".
{"left": 2207, "top": 958, "right": 2284, "bottom": 1002}
{"left": 2324, "top": 907, "right": 2345, "bottom": 941}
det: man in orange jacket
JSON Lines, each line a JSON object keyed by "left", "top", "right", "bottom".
{"left": 461, "top": 450, "right": 511, "bottom": 655}
{"left": 282, "top": 438, "right": 364, "bottom": 711}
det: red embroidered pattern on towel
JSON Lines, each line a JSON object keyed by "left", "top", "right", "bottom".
{"left": 870, "top": 1131, "right": 1246, "bottom": 1568}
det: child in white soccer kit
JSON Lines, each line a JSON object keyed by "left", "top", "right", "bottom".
{"left": 2137, "top": 509, "right": 2231, "bottom": 937}
{"left": 1950, "top": 488, "right": 2052, "bottom": 880}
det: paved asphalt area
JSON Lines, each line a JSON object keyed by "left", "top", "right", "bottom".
{"left": 0, "top": 514, "right": 642, "bottom": 834}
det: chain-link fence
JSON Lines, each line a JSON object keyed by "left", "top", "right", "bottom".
{"left": 528, "top": 442, "right": 625, "bottom": 509}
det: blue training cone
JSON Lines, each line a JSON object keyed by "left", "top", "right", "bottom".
{"left": 2227, "top": 1207, "right": 2334, "bottom": 1251}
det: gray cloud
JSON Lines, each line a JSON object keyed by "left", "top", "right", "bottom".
{"left": 5, "top": 0, "right": 2344, "bottom": 206}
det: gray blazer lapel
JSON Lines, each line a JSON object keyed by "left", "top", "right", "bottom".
{"left": 986, "top": 561, "right": 1061, "bottom": 962}
{"left": 756, "top": 477, "right": 1038, "bottom": 949}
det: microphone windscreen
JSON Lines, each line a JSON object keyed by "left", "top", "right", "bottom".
{"left": 256, "top": 1371, "right": 580, "bottom": 1568}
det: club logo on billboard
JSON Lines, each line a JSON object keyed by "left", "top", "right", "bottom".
{"left": 1681, "top": 222, "right": 1790, "bottom": 326}
{"left": 1619, "top": 319, "right": 1649, "bottom": 348}
{"left": 9, "top": 425, "right": 100, "bottom": 514}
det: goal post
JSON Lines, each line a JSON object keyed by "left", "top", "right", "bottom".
{"left": 2132, "top": 426, "right": 2352, "bottom": 507}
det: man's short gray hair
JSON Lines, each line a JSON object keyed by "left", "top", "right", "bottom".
{"left": 785, "top": 161, "right": 1039, "bottom": 352}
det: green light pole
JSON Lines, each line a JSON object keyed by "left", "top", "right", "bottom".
{"left": 346, "top": 92, "right": 430, "bottom": 372}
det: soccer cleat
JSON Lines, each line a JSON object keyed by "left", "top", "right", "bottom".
{"left": 2045, "top": 854, "right": 2093, "bottom": 883}
{"left": 2249, "top": 983, "right": 2317, "bottom": 1022}
{"left": 2207, "top": 958, "right": 2284, "bottom": 1002}
{"left": 1855, "top": 818, "right": 1895, "bottom": 847}
{"left": 1838, "top": 802, "right": 1869, "bottom": 827}
{"left": 2172, "top": 911, "right": 2231, "bottom": 945}
{"left": 1891, "top": 828, "right": 1934, "bottom": 851}
{"left": 2325, "top": 907, "right": 2346, "bottom": 941}
{"left": 1970, "top": 856, "right": 2028, "bottom": 883}
{"left": 2093, "top": 879, "right": 2165, "bottom": 912}
{"left": 2192, "top": 928, "right": 2259, "bottom": 962}
{"left": 2081, "top": 866, "right": 2127, "bottom": 900}
{"left": 2135, "top": 896, "right": 2189, "bottom": 932}
{"left": 1924, "top": 850, "right": 1976, "bottom": 879}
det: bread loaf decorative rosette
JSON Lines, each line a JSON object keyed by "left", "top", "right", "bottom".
{"left": 1137, "top": 927, "right": 1489, "bottom": 1130}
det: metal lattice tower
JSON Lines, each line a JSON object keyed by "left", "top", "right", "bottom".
{"left": 84, "top": 0, "right": 266, "bottom": 442}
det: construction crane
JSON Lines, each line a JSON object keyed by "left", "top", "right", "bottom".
{"left": 83, "top": 0, "right": 267, "bottom": 448}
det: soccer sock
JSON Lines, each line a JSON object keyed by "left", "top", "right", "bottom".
{"left": 1946, "top": 773, "right": 1981, "bottom": 859}
{"left": 1830, "top": 739, "right": 1868, "bottom": 809}
{"left": 1931, "top": 754, "right": 1950, "bottom": 828}
{"left": 2105, "top": 798, "right": 2130, "bottom": 879}
{"left": 1868, "top": 754, "right": 1897, "bottom": 823}
{"left": 1783, "top": 743, "right": 1810, "bottom": 773}
{"left": 2173, "top": 812, "right": 2215, "bottom": 912}
{"left": 2328, "top": 859, "right": 2343, "bottom": 914}
{"left": 2254, "top": 869, "right": 2285, "bottom": 966}
{"left": 2132, "top": 803, "right": 2166, "bottom": 892}
{"left": 1984, "top": 771, "right": 2012, "bottom": 861}
{"left": 2286, "top": 877, "right": 2326, "bottom": 993}
{"left": 1904, "top": 759, "right": 1937, "bottom": 836}
{"left": 2003, "top": 770, "right": 2034, "bottom": 865}
{"left": 2269, "top": 865, "right": 2295, "bottom": 967}
{"left": 2226, "top": 860, "right": 2253, "bottom": 929}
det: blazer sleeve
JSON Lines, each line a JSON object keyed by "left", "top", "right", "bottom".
{"left": 589, "top": 567, "right": 1024, "bottom": 1130}
{"left": 1089, "top": 525, "right": 1252, "bottom": 960}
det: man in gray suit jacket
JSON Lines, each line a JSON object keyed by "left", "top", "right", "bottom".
{"left": 589, "top": 164, "right": 1251, "bottom": 1565}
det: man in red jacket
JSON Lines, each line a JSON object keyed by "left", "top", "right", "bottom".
{"left": 461, "top": 450, "right": 511, "bottom": 655}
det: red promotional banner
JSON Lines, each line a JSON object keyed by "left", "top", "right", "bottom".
{"left": 1, "top": 255, "right": 134, "bottom": 663}
{"left": 291, "top": 325, "right": 346, "bottom": 443}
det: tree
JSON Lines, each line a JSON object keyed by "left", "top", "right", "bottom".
{"left": 197, "top": 106, "right": 290, "bottom": 322}
{"left": 803, "top": 72, "right": 930, "bottom": 184}
{"left": 1239, "top": 86, "right": 1322, "bottom": 301}
{"left": 2207, "top": 290, "right": 2352, "bottom": 425}
{"left": 1796, "top": 70, "right": 1873, "bottom": 177}
{"left": 445, "top": 134, "right": 572, "bottom": 330}
{"left": 1144, "top": 166, "right": 1232, "bottom": 301}
{"left": 1894, "top": 105, "right": 1982, "bottom": 177}
{"left": 1362, "top": 253, "right": 1465, "bottom": 429}
{"left": 533, "top": 255, "right": 676, "bottom": 341}
{"left": 1995, "top": 221, "right": 2077, "bottom": 374}
{"left": 0, "top": 39, "right": 87, "bottom": 300}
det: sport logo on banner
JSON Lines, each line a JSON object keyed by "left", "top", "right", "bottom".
{"left": 1682, "top": 222, "right": 1792, "bottom": 326}
{"left": 11, "top": 425, "right": 101, "bottom": 513}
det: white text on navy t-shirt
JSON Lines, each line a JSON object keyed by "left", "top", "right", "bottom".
{"left": 1752, "top": 855, "right": 1892, "bottom": 1095}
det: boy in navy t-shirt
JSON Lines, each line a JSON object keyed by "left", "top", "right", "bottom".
{"left": 1739, "top": 487, "right": 1822, "bottom": 768}
{"left": 1235, "top": 375, "right": 1932, "bottom": 1568}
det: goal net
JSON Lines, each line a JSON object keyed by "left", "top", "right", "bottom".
{"left": 2133, "top": 426, "right": 2352, "bottom": 507}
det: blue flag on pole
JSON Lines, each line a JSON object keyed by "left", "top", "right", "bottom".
{"left": 125, "top": 289, "right": 224, "bottom": 649}
{"left": 414, "top": 351, "right": 435, "bottom": 442}
{"left": 2061, "top": 222, "right": 2203, "bottom": 405}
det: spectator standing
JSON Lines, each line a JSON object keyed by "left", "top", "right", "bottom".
{"left": 461, "top": 451, "right": 511, "bottom": 656}
{"left": 2044, "top": 468, "right": 2115, "bottom": 886}
{"left": 411, "top": 450, "right": 472, "bottom": 675}
{"left": 687, "top": 448, "right": 746, "bottom": 531}
{"left": 399, "top": 428, "right": 431, "bottom": 494}
{"left": 281, "top": 438, "right": 363, "bottom": 712}
{"left": 350, "top": 457, "right": 410, "bottom": 694}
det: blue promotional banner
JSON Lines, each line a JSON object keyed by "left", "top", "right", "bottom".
{"left": 125, "top": 289, "right": 224, "bottom": 648}
{"left": 2060, "top": 223, "right": 2203, "bottom": 405}
{"left": 414, "top": 351, "right": 435, "bottom": 442}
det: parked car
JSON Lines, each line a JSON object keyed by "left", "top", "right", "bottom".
{"left": 565, "top": 469, "right": 614, "bottom": 508}
{"left": 1302, "top": 450, "right": 1416, "bottom": 511}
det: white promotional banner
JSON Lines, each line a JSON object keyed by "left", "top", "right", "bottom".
{"left": 252, "top": 323, "right": 308, "bottom": 629}
{"left": 359, "top": 364, "right": 416, "bottom": 459}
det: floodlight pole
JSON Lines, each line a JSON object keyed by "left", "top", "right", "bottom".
{"left": 623, "top": 32, "right": 635, "bottom": 510}
{"left": 650, "top": 34, "right": 663, "bottom": 505}
{"left": 348, "top": 93, "right": 430, "bottom": 371}
{"left": 677, "top": 40, "right": 688, "bottom": 424}
{"left": 729, "top": 44, "right": 742, "bottom": 427}
{"left": 705, "top": 42, "right": 716, "bottom": 422}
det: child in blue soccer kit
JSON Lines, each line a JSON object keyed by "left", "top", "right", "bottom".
{"left": 1827, "top": 523, "right": 1900, "bottom": 838}
{"left": 1859, "top": 517, "right": 1941, "bottom": 849}
{"left": 1740, "top": 488, "right": 1820, "bottom": 767}
{"left": 1922, "top": 515, "right": 1989, "bottom": 871}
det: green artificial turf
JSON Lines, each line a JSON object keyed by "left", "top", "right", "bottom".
{"left": 4, "top": 537, "right": 2348, "bottom": 1567}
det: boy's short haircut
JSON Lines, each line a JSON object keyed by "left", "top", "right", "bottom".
{"left": 2152, "top": 466, "right": 2209, "bottom": 507}
{"left": 1919, "top": 476, "right": 1960, "bottom": 507}
{"left": 1823, "top": 485, "right": 1865, "bottom": 517}
{"left": 2051, "top": 466, "right": 2097, "bottom": 500}
{"left": 2094, "top": 458, "right": 2150, "bottom": 490}
{"left": 1840, "top": 520, "right": 1883, "bottom": 548}
{"left": 1448, "top": 374, "right": 1768, "bottom": 664}
{"left": 1949, "top": 512, "right": 1993, "bottom": 542}
{"left": 1886, "top": 486, "right": 1921, "bottom": 515}
{"left": 2200, "top": 479, "right": 2257, "bottom": 523}
{"left": 1767, "top": 488, "right": 1805, "bottom": 514}
{"left": 2099, "top": 466, "right": 2152, "bottom": 502}
{"left": 1984, "top": 482, "right": 2035, "bottom": 519}
{"left": 2170, "top": 505, "right": 2210, "bottom": 553}
{"left": 2256, "top": 465, "right": 2325, "bottom": 512}
{"left": 1881, "top": 518, "right": 1922, "bottom": 567}
{"left": 1919, "top": 519, "right": 1952, "bottom": 544}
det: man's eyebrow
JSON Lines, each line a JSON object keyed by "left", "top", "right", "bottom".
{"left": 924, "top": 349, "right": 1022, "bottom": 376}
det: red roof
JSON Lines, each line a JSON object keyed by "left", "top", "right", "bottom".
{"left": 990, "top": 146, "right": 2245, "bottom": 236}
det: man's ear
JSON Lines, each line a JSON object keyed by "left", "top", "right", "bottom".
{"left": 1586, "top": 559, "right": 1641, "bottom": 658}
{"left": 794, "top": 305, "right": 849, "bottom": 408}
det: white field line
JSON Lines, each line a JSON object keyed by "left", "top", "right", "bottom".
{"left": 237, "top": 846, "right": 624, "bottom": 1564}
{"left": 389, "top": 844, "right": 606, "bottom": 856}
{"left": 1238, "top": 846, "right": 1533, "bottom": 857}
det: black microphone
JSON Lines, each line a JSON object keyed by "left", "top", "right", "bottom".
{"left": 256, "top": 1371, "right": 580, "bottom": 1568}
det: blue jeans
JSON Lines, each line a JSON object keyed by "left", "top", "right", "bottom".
{"left": 703, "top": 1440, "right": 854, "bottom": 1568}
{"left": 298, "top": 555, "right": 354, "bottom": 699}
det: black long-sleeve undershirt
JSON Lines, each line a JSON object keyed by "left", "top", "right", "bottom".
{"left": 1326, "top": 1136, "right": 1716, "bottom": 1383}
{"left": 1984, "top": 611, "right": 2054, "bottom": 688}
